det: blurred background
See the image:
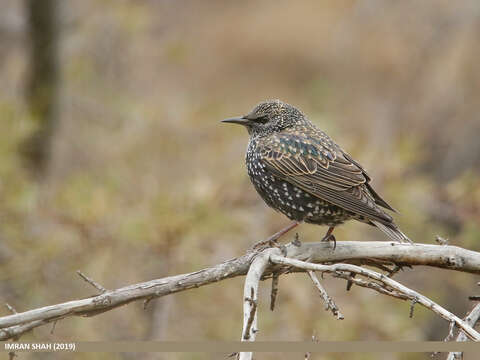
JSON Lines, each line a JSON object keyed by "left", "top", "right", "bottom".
{"left": 1, "top": 0, "right": 479, "bottom": 359}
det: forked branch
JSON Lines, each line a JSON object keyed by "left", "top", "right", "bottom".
{"left": 269, "top": 255, "right": 480, "bottom": 340}
{"left": 1, "top": 240, "right": 479, "bottom": 343}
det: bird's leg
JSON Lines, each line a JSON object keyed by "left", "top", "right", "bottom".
{"left": 321, "top": 226, "right": 336, "bottom": 250}
{"left": 250, "top": 221, "right": 299, "bottom": 251}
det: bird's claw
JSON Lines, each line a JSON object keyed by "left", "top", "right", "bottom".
{"left": 322, "top": 234, "right": 336, "bottom": 250}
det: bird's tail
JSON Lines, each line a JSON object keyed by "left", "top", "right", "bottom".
{"left": 371, "top": 220, "right": 413, "bottom": 244}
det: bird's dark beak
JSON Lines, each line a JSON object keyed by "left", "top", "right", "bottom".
{"left": 221, "top": 116, "right": 251, "bottom": 126}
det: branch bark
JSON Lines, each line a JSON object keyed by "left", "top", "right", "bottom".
{"left": 284, "top": 241, "right": 480, "bottom": 274}
{"left": 239, "top": 249, "right": 283, "bottom": 360}
{"left": 1, "top": 241, "right": 479, "bottom": 341}
{"left": 0, "top": 252, "right": 256, "bottom": 340}
{"left": 307, "top": 270, "right": 344, "bottom": 320}
{"left": 447, "top": 303, "right": 480, "bottom": 360}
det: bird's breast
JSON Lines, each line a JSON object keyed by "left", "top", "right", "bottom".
{"left": 244, "top": 139, "right": 354, "bottom": 225}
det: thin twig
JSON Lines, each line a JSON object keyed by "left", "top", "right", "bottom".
{"left": 332, "top": 271, "right": 409, "bottom": 300}
{"left": 471, "top": 282, "right": 480, "bottom": 301}
{"left": 388, "top": 264, "right": 405, "bottom": 278}
{"left": 248, "top": 221, "right": 298, "bottom": 251}
{"left": 244, "top": 288, "right": 257, "bottom": 340}
{"left": 360, "top": 258, "right": 396, "bottom": 274}
{"left": 76, "top": 270, "right": 107, "bottom": 293}
{"left": 346, "top": 272, "right": 355, "bottom": 291}
{"left": 143, "top": 297, "right": 154, "bottom": 310}
{"left": 270, "top": 273, "right": 280, "bottom": 311}
{"left": 5, "top": 304, "right": 17, "bottom": 314}
{"left": 445, "top": 321, "right": 456, "bottom": 342}
{"left": 50, "top": 320, "right": 58, "bottom": 335}
{"left": 410, "top": 297, "right": 418, "bottom": 318}
{"left": 447, "top": 303, "right": 480, "bottom": 360}
{"left": 436, "top": 235, "right": 449, "bottom": 245}
{"left": 304, "top": 333, "right": 317, "bottom": 359}
{"left": 307, "top": 270, "right": 344, "bottom": 320}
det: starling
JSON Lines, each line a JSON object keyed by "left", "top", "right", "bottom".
{"left": 222, "top": 99, "right": 411, "bottom": 244}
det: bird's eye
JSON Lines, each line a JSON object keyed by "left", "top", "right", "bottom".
{"left": 247, "top": 114, "right": 269, "bottom": 124}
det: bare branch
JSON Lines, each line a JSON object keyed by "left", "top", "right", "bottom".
{"left": 284, "top": 241, "right": 480, "bottom": 274}
{"left": 76, "top": 270, "right": 107, "bottom": 294}
{"left": 270, "top": 273, "right": 279, "bottom": 311}
{"left": 243, "top": 288, "right": 257, "bottom": 341}
{"left": 5, "top": 304, "right": 17, "bottom": 314}
{"left": 240, "top": 248, "right": 282, "bottom": 360}
{"left": 445, "top": 320, "right": 456, "bottom": 342}
{"left": 50, "top": 320, "right": 57, "bottom": 335}
{"left": 436, "top": 235, "right": 449, "bottom": 245}
{"left": 0, "top": 252, "right": 257, "bottom": 340}
{"left": 1, "top": 320, "right": 46, "bottom": 341}
{"left": 410, "top": 297, "right": 418, "bottom": 318}
{"left": 307, "top": 270, "right": 344, "bottom": 320}
{"left": 1, "top": 241, "right": 480, "bottom": 341}
{"left": 447, "top": 303, "right": 480, "bottom": 360}
{"left": 269, "top": 255, "right": 480, "bottom": 341}
{"left": 332, "top": 271, "right": 409, "bottom": 300}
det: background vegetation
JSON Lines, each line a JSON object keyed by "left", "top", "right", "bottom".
{"left": 0, "top": 1, "right": 479, "bottom": 359}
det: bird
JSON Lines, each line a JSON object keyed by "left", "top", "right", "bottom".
{"left": 221, "top": 99, "right": 412, "bottom": 245}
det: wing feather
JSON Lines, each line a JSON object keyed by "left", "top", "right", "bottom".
{"left": 260, "top": 132, "right": 394, "bottom": 224}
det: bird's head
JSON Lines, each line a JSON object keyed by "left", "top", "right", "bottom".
{"left": 221, "top": 99, "right": 306, "bottom": 137}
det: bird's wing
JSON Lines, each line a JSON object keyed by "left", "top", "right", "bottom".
{"left": 259, "top": 132, "right": 393, "bottom": 224}
{"left": 342, "top": 151, "right": 397, "bottom": 212}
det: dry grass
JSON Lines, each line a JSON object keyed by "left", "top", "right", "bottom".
{"left": 0, "top": 1, "right": 479, "bottom": 359}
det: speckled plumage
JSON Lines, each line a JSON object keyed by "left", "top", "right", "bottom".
{"left": 222, "top": 100, "right": 411, "bottom": 243}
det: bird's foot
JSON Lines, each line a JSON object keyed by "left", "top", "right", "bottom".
{"left": 248, "top": 221, "right": 299, "bottom": 253}
{"left": 321, "top": 226, "right": 336, "bottom": 250}
{"left": 291, "top": 233, "right": 302, "bottom": 247}
{"left": 251, "top": 238, "right": 278, "bottom": 251}
{"left": 250, "top": 239, "right": 287, "bottom": 256}
{"left": 321, "top": 233, "right": 336, "bottom": 250}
